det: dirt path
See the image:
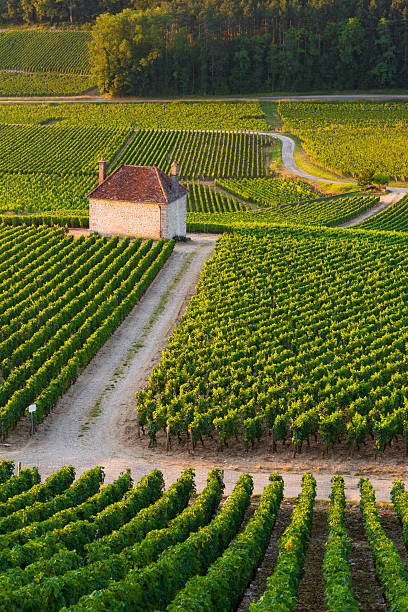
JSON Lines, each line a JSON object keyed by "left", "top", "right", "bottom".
{"left": 293, "top": 502, "right": 327, "bottom": 612}
{"left": 3, "top": 94, "right": 408, "bottom": 103}
{"left": 336, "top": 191, "right": 405, "bottom": 228}
{"left": 0, "top": 234, "right": 218, "bottom": 479}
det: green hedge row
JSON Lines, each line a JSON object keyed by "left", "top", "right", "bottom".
{"left": 0, "top": 460, "right": 14, "bottom": 484}
{"left": 0, "top": 471, "right": 132, "bottom": 572}
{"left": 323, "top": 476, "right": 358, "bottom": 611}
{"left": 72, "top": 473, "right": 252, "bottom": 611}
{"left": 0, "top": 466, "right": 103, "bottom": 539}
{"left": 0, "top": 215, "right": 89, "bottom": 229}
{"left": 361, "top": 478, "right": 408, "bottom": 611}
{"left": 9, "top": 468, "right": 196, "bottom": 610}
{"left": 2, "top": 470, "right": 163, "bottom": 572}
{"left": 0, "top": 467, "right": 40, "bottom": 504}
{"left": 0, "top": 466, "right": 75, "bottom": 522}
{"left": 167, "top": 472, "right": 284, "bottom": 612}
{"left": 250, "top": 473, "right": 317, "bottom": 612}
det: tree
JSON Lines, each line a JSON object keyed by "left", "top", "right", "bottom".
{"left": 338, "top": 18, "right": 368, "bottom": 88}
{"left": 370, "top": 18, "right": 397, "bottom": 87}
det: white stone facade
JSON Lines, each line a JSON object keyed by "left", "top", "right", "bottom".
{"left": 161, "top": 195, "right": 187, "bottom": 239}
{"left": 89, "top": 195, "right": 187, "bottom": 239}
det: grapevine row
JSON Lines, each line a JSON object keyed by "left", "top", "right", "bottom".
{"left": 0, "top": 227, "right": 174, "bottom": 437}
{"left": 116, "top": 129, "right": 270, "bottom": 179}
{"left": 138, "top": 228, "right": 408, "bottom": 453}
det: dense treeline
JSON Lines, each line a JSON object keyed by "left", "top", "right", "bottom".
{"left": 1, "top": 1, "right": 407, "bottom": 95}
{"left": 88, "top": 0, "right": 408, "bottom": 95}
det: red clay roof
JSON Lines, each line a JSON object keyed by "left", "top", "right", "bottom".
{"left": 87, "top": 165, "right": 188, "bottom": 204}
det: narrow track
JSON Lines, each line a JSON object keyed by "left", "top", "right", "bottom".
{"left": 293, "top": 501, "right": 327, "bottom": 612}
{"left": 345, "top": 504, "right": 387, "bottom": 611}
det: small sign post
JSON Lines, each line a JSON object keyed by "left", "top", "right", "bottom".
{"left": 28, "top": 404, "right": 36, "bottom": 436}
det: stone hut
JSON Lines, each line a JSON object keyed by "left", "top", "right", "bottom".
{"left": 87, "top": 160, "right": 188, "bottom": 239}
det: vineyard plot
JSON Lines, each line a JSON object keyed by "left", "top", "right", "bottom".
{"left": 187, "top": 193, "right": 379, "bottom": 231}
{"left": 116, "top": 130, "right": 271, "bottom": 178}
{"left": 217, "top": 177, "right": 318, "bottom": 207}
{"left": 0, "top": 31, "right": 91, "bottom": 74}
{"left": 138, "top": 228, "right": 408, "bottom": 454}
{"left": 0, "top": 124, "right": 130, "bottom": 176}
{"left": 359, "top": 194, "right": 408, "bottom": 232}
{"left": 0, "top": 72, "right": 95, "bottom": 97}
{"left": 278, "top": 101, "right": 408, "bottom": 180}
{"left": 0, "top": 173, "right": 95, "bottom": 213}
{"left": 187, "top": 181, "right": 248, "bottom": 213}
{"left": 0, "top": 226, "right": 174, "bottom": 437}
{"left": 0, "top": 465, "right": 404, "bottom": 611}
{"left": 0, "top": 102, "right": 269, "bottom": 131}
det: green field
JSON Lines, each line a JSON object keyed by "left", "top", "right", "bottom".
{"left": 116, "top": 130, "right": 270, "bottom": 179}
{"left": 0, "top": 462, "right": 406, "bottom": 611}
{"left": 0, "top": 102, "right": 273, "bottom": 212}
{"left": 0, "top": 72, "right": 95, "bottom": 97}
{"left": 138, "top": 227, "right": 408, "bottom": 454}
{"left": 0, "top": 173, "right": 93, "bottom": 213}
{"left": 216, "top": 177, "right": 319, "bottom": 207}
{"left": 0, "top": 31, "right": 91, "bottom": 74}
{"left": 187, "top": 193, "right": 379, "bottom": 229}
{"left": 0, "top": 102, "right": 269, "bottom": 130}
{"left": 0, "top": 226, "right": 173, "bottom": 436}
{"left": 187, "top": 181, "right": 248, "bottom": 213}
{"left": 359, "top": 194, "right": 408, "bottom": 231}
{"left": 278, "top": 101, "right": 408, "bottom": 181}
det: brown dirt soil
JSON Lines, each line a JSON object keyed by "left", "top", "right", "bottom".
{"left": 379, "top": 507, "right": 408, "bottom": 573}
{"left": 293, "top": 501, "right": 327, "bottom": 612}
{"left": 238, "top": 501, "right": 393, "bottom": 611}
{"left": 345, "top": 504, "right": 387, "bottom": 611}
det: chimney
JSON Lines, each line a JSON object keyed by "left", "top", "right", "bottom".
{"left": 99, "top": 158, "right": 107, "bottom": 185}
{"left": 170, "top": 161, "right": 179, "bottom": 197}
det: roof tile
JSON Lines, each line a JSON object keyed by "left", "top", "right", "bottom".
{"left": 87, "top": 165, "right": 188, "bottom": 204}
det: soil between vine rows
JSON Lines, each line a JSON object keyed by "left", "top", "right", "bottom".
{"left": 236, "top": 500, "right": 407, "bottom": 611}
{"left": 293, "top": 502, "right": 327, "bottom": 612}
{"left": 344, "top": 504, "right": 387, "bottom": 611}
{"left": 237, "top": 500, "right": 294, "bottom": 611}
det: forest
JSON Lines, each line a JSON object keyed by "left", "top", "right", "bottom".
{"left": 1, "top": 1, "right": 407, "bottom": 95}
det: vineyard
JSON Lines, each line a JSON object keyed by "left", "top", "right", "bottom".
{"left": 0, "top": 225, "right": 173, "bottom": 437}
{"left": 278, "top": 101, "right": 408, "bottom": 180}
{"left": 0, "top": 31, "right": 91, "bottom": 74}
{"left": 0, "top": 173, "right": 93, "bottom": 213}
{"left": 359, "top": 194, "right": 408, "bottom": 232}
{"left": 115, "top": 130, "right": 271, "bottom": 179}
{"left": 0, "top": 72, "right": 95, "bottom": 97}
{"left": 137, "top": 228, "right": 408, "bottom": 454}
{"left": 187, "top": 193, "right": 379, "bottom": 230}
{"left": 216, "top": 177, "right": 318, "bottom": 207}
{"left": 187, "top": 181, "right": 248, "bottom": 213}
{"left": 0, "top": 124, "right": 130, "bottom": 176}
{"left": 0, "top": 107, "right": 273, "bottom": 212}
{"left": 0, "top": 462, "right": 405, "bottom": 610}
{"left": 0, "top": 102, "right": 269, "bottom": 130}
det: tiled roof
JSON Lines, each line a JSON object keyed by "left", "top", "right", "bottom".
{"left": 87, "top": 165, "right": 188, "bottom": 204}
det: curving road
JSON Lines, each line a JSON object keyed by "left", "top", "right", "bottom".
{"left": 263, "top": 131, "right": 408, "bottom": 194}
{"left": 261, "top": 132, "right": 338, "bottom": 184}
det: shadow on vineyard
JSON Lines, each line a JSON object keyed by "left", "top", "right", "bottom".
{"left": 0, "top": 462, "right": 405, "bottom": 610}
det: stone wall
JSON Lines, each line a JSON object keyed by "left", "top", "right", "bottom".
{"left": 89, "top": 199, "right": 161, "bottom": 239}
{"left": 162, "top": 195, "right": 187, "bottom": 238}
